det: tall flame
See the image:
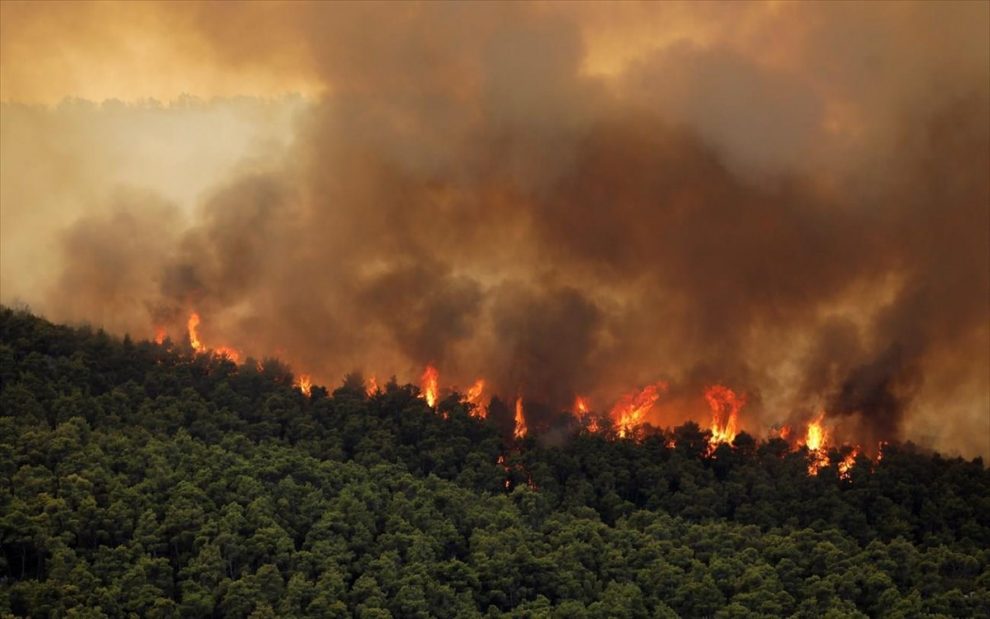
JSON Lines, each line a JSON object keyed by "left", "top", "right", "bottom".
{"left": 705, "top": 384, "right": 744, "bottom": 447}
{"left": 295, "top": 374, "right": 312, "bottom": 397}
{"left": 187, "top": 312, "right": 203, "bottom": 352}
{"left": 421, "top": 364, "right": 439, "bottom": 407}
{"left": 466, "top": 379, "right": 487, "bottom": 418}
{"left": 514, "top": 396, "right": 527, "bottom": 439}
{"left": 609, "top": 384, "right": 664, "bottom": 438}
{"left": 804, "top": 412, "right": 830, "bottom": 475}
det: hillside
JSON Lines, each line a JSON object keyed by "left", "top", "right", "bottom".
{"left": 1, "top": 308, "right": 988, "bottom": 618}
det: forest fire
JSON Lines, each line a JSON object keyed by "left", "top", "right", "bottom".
{"left": 187, "top": 312, "right": 203, "bottom": 352}
{"left": 421, "top": 364, "right": 439, "bottom": 408}
{"left": 514, "top": 397, "right": 527, "bottom": 439}
{"left": 803, "top": 413, "right": 831, "bottom": 475}
{"left": 705, "top": 385, "right": 743, "bottom": 449}
{"left": 609, "top": 384, "right": 665, "bottom": 438}
{"left": 365, "top": 375, "right": 378, "bottom": 397}
{"left": 465, "top": 379, "right": 486, "bottom": 418}
{"left": 295, "top": 374, "right": 312, "bottom": 397}
{"left": 153, "top": 326, "right": 167, "bottom": 345}
{"left": 185, "top": 312, "right": 240, "bottom": 361}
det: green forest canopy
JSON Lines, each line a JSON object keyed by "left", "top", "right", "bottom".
{"left": 0, "top": 307, "right": 987, "bottom": 618}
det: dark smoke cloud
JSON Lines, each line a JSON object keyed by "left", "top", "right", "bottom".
{"left": 7, "top": 3, "right": 988, "bottom": 456}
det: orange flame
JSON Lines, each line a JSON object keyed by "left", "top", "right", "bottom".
{"left": 465, "top": 379, "right": 486, "bottom": 418}
{"left": 804, "top": 412, "right": 830, "bottom": 475}
{"left": 513, "top": 396, "right": 527, "bottom": 439}
{"left": 365, "top": 375, "right": 378, "bottom": 397}
{"left": 421, "top": 364, "right": 439, "bottom": 407}
{"left": 610, "top": 384, "right": 664, "bottom": 438}
{"left": 575, "top": 396, "right": 601, "bottom": 433}
{"left": 153, "top": 326, "right": 167, "bottom": 345}
{"left": 187, "top": 312, "right": 203, "bottom": 352}
{"left": 213, "top": 346, "right": 240, "bottom": 363}
{"left": 839, "top": 448, "right": 859, "bottom": 479}
{"left": 705, "top": 384, "right": 744, "bottom": 448}
{"left": 295, "top": 374, "right": 312, "bottom": 397}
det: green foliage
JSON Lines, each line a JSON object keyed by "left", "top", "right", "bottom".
{"left": 1, "top": 307, "right": 988, "bottom": 617}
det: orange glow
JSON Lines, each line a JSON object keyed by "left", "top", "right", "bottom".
{"left": 777, "top": 424, "right": 792, "bottom": 441}
{"left": 421, "top": 364, "right": 439, "bottom": 407}
{"left": 153, "top": 326, "right": 167, "bottom": 345}
{"left": 365, "top": 375, "right": 378, "bottom": 397}
{"left": 212, "top": 345, "right": 240, "bottom": 363}
{"left": 839, "top": 448, "right": 859, "bottom": 479}
{"left": 805, "top": 413, "right": 827, "bottom": 451}
{"left": 575, "top": 397, "right": 589, "bottom": 415}
{"left": 185, "top": 311, "right": 240, "bottom": 361}
{"left": 295, "top": 374, "right": 312, "bottom": 396}
{"left": 705, "top": 384, "right": 744, "bottom": 448}
{"left": 804, "top": 412, "right": 830, "bottom": 475}
{"left": 465, "top": 379, "right": 487, "bottom": 418}
{"left": 187, "top": 312, "right": 203, "bottom": 352}
{"left": 609, "top": 383, "right": 665, "bottom": 438}
{"left": 514, "top": 396, "right": 527, "bottom": 439}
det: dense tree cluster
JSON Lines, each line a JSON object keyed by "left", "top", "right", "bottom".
{"left": 1, "top": 308, "right": 988, "bottom": 617}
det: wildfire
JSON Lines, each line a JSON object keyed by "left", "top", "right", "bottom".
{"left": 839, "top": 448, "right": 859, "bottom": 479}
{"left": 421, "top": 364, "right": 439, "bottom": 407}
{"left": 213, "top": 346, "right": 240, "bottom": 362}
{"left": 804, "top": 412, "right": 831, "bottom": 475}
{"left": 295, "top": 374, "right": 312, "bottom": 397}
{"left": 574, "top": 396, "right": 601, "bottom": 433}
{"left": 153, "top": 326, "right": 167, "bottom": 345}
{"left": 609, "top": 383, "right": 665, "bottom": 438}
{"left": 365, "top": 375, "right": 379, "bottom": 397}
{"left": 705, "top": 384, "right": 744, "bottom": 448}
{"left": 465, "top": 379, "right": 487, "bottom": 418}
{"left": 514, "top": 396, "right": 527, "bottom": 439}
{"left": 187, "top": 312, "right": 203, "bottom": 352}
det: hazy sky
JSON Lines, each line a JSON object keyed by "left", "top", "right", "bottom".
{"left": 1, "top": 1, "right": 987, "bottom": 457}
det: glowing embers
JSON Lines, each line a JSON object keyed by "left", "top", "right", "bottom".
{"left": 609, "top": 383, "right": 666, "bottom": 438}
{"left": 705, "top": 384, "right": 743, "bottom": 449}
{"left": 420, "top": 364, "right": 439, "bottom": 407}
{"left": 514, "top": 396, "right": 527, "bottom": 439}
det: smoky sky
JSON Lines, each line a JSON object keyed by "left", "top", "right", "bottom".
{"left": 2, "top": 2, "right": 988, "bottom": 456}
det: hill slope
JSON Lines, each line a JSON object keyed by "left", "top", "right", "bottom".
{"left": 1, "top": 308, "right": 988, "bottom": 618}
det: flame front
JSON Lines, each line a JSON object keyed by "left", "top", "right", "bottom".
{"left": 610, "top": 384, "right": 664, "bottom": 438}
{"left": 187, "top": 312, "right": 203, "bottom": 352}
{"left": 514, "top": 397, "right": 527, "bottom": 439}
{"left": 466, "top": 379, "right": 486, "bottom": 418}
{"left": 705, "top": 384, "right": 743, "bottom": 447}
{"left": 421, "top": 364, "right": 439, "bottom": 407}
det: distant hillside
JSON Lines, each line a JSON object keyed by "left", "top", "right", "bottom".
{"left": 1, "top": 308, "right": 987, "bottom": 618}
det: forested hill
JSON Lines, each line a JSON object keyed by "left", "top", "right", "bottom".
{"left": 1, "top": 308, "right": 988, "bottom": 618}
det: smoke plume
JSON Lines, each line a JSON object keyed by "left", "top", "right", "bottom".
{"left": 1, "top": 2, "right": 987, "bottom": 456}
